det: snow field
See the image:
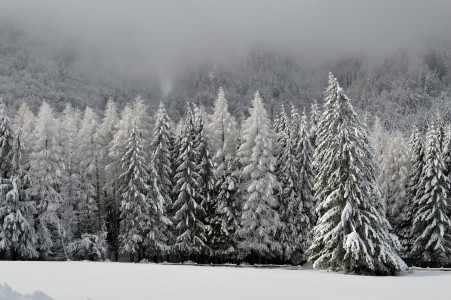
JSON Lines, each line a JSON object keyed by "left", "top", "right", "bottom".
{"left": 1, "top": 261, "right": 450, "bottom": 300}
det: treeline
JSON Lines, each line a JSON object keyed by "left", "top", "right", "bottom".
{"left": 0, "top": 74, "right": 450, "bottom": 274}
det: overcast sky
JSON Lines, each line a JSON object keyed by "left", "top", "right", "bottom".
{"left": 1, "top": 0, "right": 451, "bottom": 77}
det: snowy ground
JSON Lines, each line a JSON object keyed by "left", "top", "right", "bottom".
{"left": 0, "top": 261, "right": 450, "bottom": 300}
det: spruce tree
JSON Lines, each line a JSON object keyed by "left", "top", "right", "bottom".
{"left": 410, "top": 122, "right": 451, "bottom": 266}
{"left": 274, "top": 104, "right": 299, "bottom": 262}
{"left": 309, "top": 74, "right": 406, "bottom": 274}
{"left": 309, "top": 100, "right": 321, "bottom": 148}
{"left": 27, "top": 102, "right": 67, "bottom": 259}
{"left": 150, "top": 102, "right": 175, "bottom": 250}
{"left": 292, "top": 111, "right": 316, "bottom": 264}
{"left": 396, "top": 126, "right": 424, "bottom": 259}
{"left": 206, "top": 88, "right": 239, "bottom": 260}
{"left": 105, "top": 105, "right": 134, "bottom": 260}
{"left": 99, "top": 99, "right": 120, "bottom": 259}
{"left": 172, "top": 105, "right": 208, "bottom": 259}
{"left": 76, "top": 107, "right": 102, "bottom": 234}
{"left": 0, "top": 127, "right": 38, "bottom": 259}
{"left": 237, "top": 91, "right": 281, "bottom": 261}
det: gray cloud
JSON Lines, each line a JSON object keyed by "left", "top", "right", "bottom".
{"left": 1, "top": 0, "right": 450, "bottom": 77}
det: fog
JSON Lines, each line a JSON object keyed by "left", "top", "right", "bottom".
{"left": 1, "top": 0, "right": 451, "bottom": 78}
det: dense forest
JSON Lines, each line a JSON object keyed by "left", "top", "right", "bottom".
{"left": 1, "top": 71, "right": 450, "bottom": 274}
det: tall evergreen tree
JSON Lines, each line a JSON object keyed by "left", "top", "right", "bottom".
{"left": 382, "top": 132, "right": 411, "bottom": 226}
{"left": 99, "top": 99, "right": 120, "bottom": 259}
{"left": 118, "top": 125, "right": 167, "bottom": 261}
{"left": 410, "top": 122, "right": 451, "bottom": 266}
{"left": 104, "top": 105, "right": 134, "bottom": 260}
{"left": 309, "top": 100, "right": 321, "bottom": 148}
{"left": 237, "top": 91, "right": 281, "bottom": 261}
{"left": 309, "top": 74, "right": 406, "bottom": 274}
{"left": 207, "top": 88, "right": 239, "bottom": 260}
{"left": 76, "top": 107, "right": 102, "bottom": 235}
{"left": 0, "top": 127, "right": 38, "bottom": 259}
{"left": 0, "top": 100, "right": 14, "bottom": 181}
{"left": 396, "top": 126, "right": 425, "bottom": 259}
{"left": 172, "top": 105, "right": 208, "bottom": 259}
{"left": 27, "top": 102, "right": 67, "bottom": 259}
{"left": 292, "top": 111, "right": 316, "bottom": 263}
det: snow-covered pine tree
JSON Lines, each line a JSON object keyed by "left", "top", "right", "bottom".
{"left": 395, "top": 125, "right": 425, "bottom": 259}
{"left": 206, "top": 88, "right": 239, "bottom": 260}
{"left": 27, "top": 102, "right": 67, "bottom": 259}
{"left": 58, "top": 104, "right": 81, "bottom": 248}
{"left": 172, "top": 105, "right": 208, "bottom": 260}
{"left": 309, "top": 100, "right": 321, "bottom": 148}
{"left": 443, "top": 125, "right": 451, "bottom": 182}
{"left": 381, "top": 132, "right": 411, "bottom": 226}
{"left": 193, "top": 104, "right": 215, "bottom": 254}
{"left": 0, "top": 128, "right": 38, "bottom": 259}
{"left": 237, "top": 91, "right": 281, "bottom": 262}
{"left": 76, "top": 107, "right": 102, "bottom": 235}
{"left": 275, "top": 104, "right": 303, "bottom": 263}
{"left": 99, "top": 99, "right": 120, "bottom": 259}
{"left": 150, "top": 102, "right": 175, "bottom": 250}
{"left": 410, "top": 122, "right": 451, "bottom": 266}
{"left": 0, "top": 100, "right": 14, "bottom": 181}
{"left": 12, "top": 103, "right": 35, "bottom": 172}
{"left": 104, "top": 105, "right": 134, "bottom": 260}
{"left": 292, "top": 110, "right": 316, "bottom": 264}
{"left": 118, "top": 124, "right": 167, "bottom": 261}
{"left": 309, "top": 74, "right": 407, "bottom": 274}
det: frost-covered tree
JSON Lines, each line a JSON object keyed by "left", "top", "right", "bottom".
{"left": 150, "top": 102, "right": 174, "bottom": 249}
{"left": 58, "top": 104, "right": 81, "bottom": 246}
{"left": 237, "top": 91, "right": 281, "bottom": 261}
{"left": 27, "top": 102, "right": 67, "bottom": 259}
{"left": 309, "top": 100, "right": 321, "bottom": 148}
{"left": 292, "top": 111, "right": 316, "bottom": 263}
{"left": 0, "top": 127, "right": 38, "bottom": 259}
{"left": 118, "top": 125, "right": 167, "bottom": 261}
{"left": 206, "top": 88, "right": 239, "bottom": 260}
{"left": 410, "top": 122, "right": 451, "bottom": 266}
{"left": 172, "top": 106, "right": 208, "bottom": 259}
{"left": 274, "top": 105, "right": 298, "bottom": 262}
{"left": 443, "top": 125, "right": 451, "bottom": 182}
{"left": 309, "top": 74, "right": 407, "bottom": 274}
{"left": 104, "top": 105, "right": 134, "bottom": 260}
{"left": 76, "top": 107, "right": 102, "bottom": 234}
{"left": 396, "top": 126, "right": 425, "bottom": 259}
{"left": 0, "top": 100, "right": 14, "bottom": 181}
{"left": 381, "top": 132, "right": 411, "bottom": 226}
{"left": 193, "top": 105, "right": 215, "bottom": 223}
{"left": 99, "top": 99, "right": 120, "bottom": 258}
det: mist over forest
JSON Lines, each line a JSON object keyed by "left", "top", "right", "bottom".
{"left": 1, "top": 0, "right": 451, "bottom": 130}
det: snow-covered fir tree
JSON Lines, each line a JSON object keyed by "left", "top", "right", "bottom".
{"left": 309, "top": 100, "right": 321, "bottom": 148}
{"left": 206, "top": 88, "right": 239, "bottom": 260}
{"left": 118, "top": 124, "right": 167, "bottom": 261}
{"left": 150, "top": 102, "right": 174, "bottom": 248}
{"left": 104, "top": 105, "right": 134, "bottom": 260}
{"left": 292, "top": 110, "right": 316, "bottom": 264}
{"left": 0, "top": 100, "right": 14, "bottom": 181}
{"left": 193, "top": 105, "right": 215, "bottom": 228}
{"left": 237, "top": 91, "right": 281, "bottom": 261}
{"left": 76, "top": 107, "right": 102, "bottom": 234}
{"left": 410, "top": 122, "right": 451, "bottom": 266}
{"left": 172, "top": 105, "right": 208, "bottom": 259}
{"left": 0, "top": 125, "right": 38, "bottom": 260}
{"left": 309, "top": 74, "right": 407, "bottom": 274}
{"left": 396, "top": 125, "right": 425, "bottom": 259}
{"left": 27, "top": 102, "right": 67, "bottom": 259}
{"left": 381, "top": 132, "right": 411, "bottom": 226}
{"left": 99, "top": 99, "right": 120, "bottom": 259}
{"left": 58, "top": 104, "right": 81, "bottom": 247}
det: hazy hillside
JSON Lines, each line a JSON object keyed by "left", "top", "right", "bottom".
{"left": 0, "top": 21, "right": 450, "bottom": 131}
